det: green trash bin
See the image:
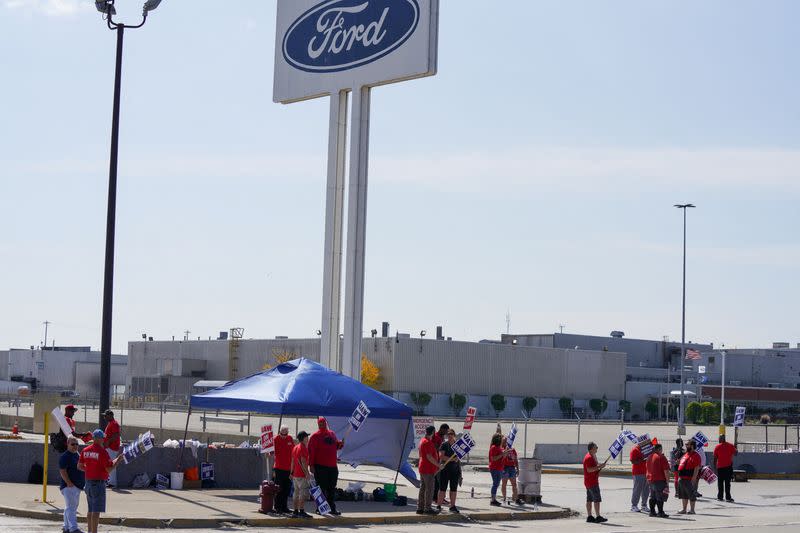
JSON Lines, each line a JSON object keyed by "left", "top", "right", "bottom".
{"left": 384, "top": 483, "right": 397, "bottom": 502}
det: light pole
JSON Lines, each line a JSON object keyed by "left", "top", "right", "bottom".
{"left": 674, "top": 203, "right": 695, "bottom": 435}
{"left": 720, "top": 349, "right": 727, "bottom": 428}
{"left": 95, "top": 0, "right": 164, "bottom": 427}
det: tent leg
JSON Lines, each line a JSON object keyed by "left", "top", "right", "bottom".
{"left": 178, "top": 406, "right": 192, "bottom": 470}
{"left": 394, "top": 418, "right": 412, "bottom": 486}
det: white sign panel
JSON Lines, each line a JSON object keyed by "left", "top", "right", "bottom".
{"left": 274, "top": 0, "right": 439, "bottom": 103}
{"left": 413, "top": 416, "right": 434, "bottom": 445}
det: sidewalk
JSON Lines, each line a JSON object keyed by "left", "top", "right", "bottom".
{"left": 0, "top": 476, "right": 571, "bottom": 529}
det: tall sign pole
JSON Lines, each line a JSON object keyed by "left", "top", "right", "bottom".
{"left": 274, "top": 0, "right": 440, "bottom": 377}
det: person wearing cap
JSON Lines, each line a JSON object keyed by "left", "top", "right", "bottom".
{"left": 59, "top": 435, "right": 85, "bottom": 533}
{"left": 78, "top": 429, "right": 123, "bottom": 533}
{"left": 64, "top": 404, "right": 91, "bottom": 443}
{"left": 273, "top": 425, "right": 295, "bottom": 514}
{"left": 308, "top": 417, "right": 344, "bottom": 516}
{"left": 103, "top": 410, "right": 121, "bottom": 489}
{"left": 416, "top": 425, "right": 439, "bottom": 515}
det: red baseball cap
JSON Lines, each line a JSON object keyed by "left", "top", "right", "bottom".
{"left": 65, "top": 404, "right": 78, "bottom": 411}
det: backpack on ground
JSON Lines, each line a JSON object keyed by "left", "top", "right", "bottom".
{"left": 50, "top": 430, "right": 67, "bottom": 453}
{"left": 28, "top": 462, "right": 43, "bottom": 484}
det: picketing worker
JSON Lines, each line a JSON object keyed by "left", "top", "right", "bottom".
{"left": 670, "top": 437, "right": 685, "bottom": 492}
{"left": 677, "top": 439, "right": 701, "bottom": 515}
{"left": 488, "top": 433, "right": 510, "bottom": 506}
{"left": 436, "top": 428, "right": 461, "bottom": 513}
{"left": 308, "top": 417, "right": 344, "bottom": 516}
{"left": 290, "top": 431, "right": 312, "bottom": 518}
{"left": 416, "top": 425, "right": 440, "bottom": 515}
{"left": 630, "top": 441, "right": 649, "bottom": 512}
{"left": 583, "top": 441, "right": 609, "bottom": 523}
{"left": 646, "top": 443, "right": 670, "bottom": 518}
{"left": 713, "top": 434, "right": 738, "bottom": 502}
{"left": 64, "top": 404, "right": 92, "bottom": 442}
{"left": 103, "top": 410, "right": 121, "bottom": 489}
{"left": 273, "top": 425, "right": 295, "bottom": 514}
{"left": 78, "top": 429, "right": 123, "bottom": 533}
{"left": 500, "top": 435, "right": 521, "bottom": 505}
{"left": 432, "top": 423, "right": 449, "bottom": 501}
{"left": 59, "top": 435, "right": 85, "bottom": 533}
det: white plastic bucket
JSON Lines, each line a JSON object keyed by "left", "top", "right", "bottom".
{"left": 170, "top": 472, "right": 184, "bottom": 490}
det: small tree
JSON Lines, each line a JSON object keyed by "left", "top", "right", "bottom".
{"left": 448, "top": 393, "right": 466, "bottom": 416}
{"left": 360, "top": 355, "right": 383, "bottom": 389}
{"left": 262, "top": 349, "right": 296, "bottom": 370}
{"left": 490, "top": 394, "right": 507, "bottom": 417}
{"left": 522, "top": 397, "right": 538, "bottom": 418}
{"left": 589, "top": 397, "right": 608, "bottom": 419}
{"left": 700, "top": 401, "right": 717, "bottom": 424}
{"left": 558, "top": 397, "right": 573, "bottom": 418}
{"left": 409, "top": 393, "right": 432, "bottom": 415}
{"left": 619, "top": 400, "right": 631, "bottom": 414}
{"left": 760, "top": 414, "right": 771, "bottom": 425}
{"left": 685, "top": 401, "right": 702, "bottom": 424}
{"left": 645, "top": 398, "right": 659, "bottom": 420}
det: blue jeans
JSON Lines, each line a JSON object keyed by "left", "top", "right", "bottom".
{"left": 61, "top": 486, "right": 81, "bottom": 531}
{"left": 85, "top": 479, "right": 107, "bottom": 513}
{"left": 490, "top": 470, "right": 503, "bottom": 497}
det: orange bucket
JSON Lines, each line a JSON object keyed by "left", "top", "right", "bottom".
{"left": 184, "top": 467, "right": 200, "bottom": 481}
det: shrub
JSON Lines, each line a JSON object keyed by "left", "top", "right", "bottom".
{"left": 700, "top": 401, "right": 718, "bottom": 424}
{"left": 558, "top": 397, "right": 573, "bottom": 418}
{"left": 490, "top": 394, "right": 507, "bottom": 417}
{"left": 522, "top": 397, "right": 538, "bottom": 418}
{"left": 360, "top": 355, "right": 383, "bottom": 389}
{"left": 409, "top": 393, "right": 432, "bottom": 415}
{"left": 760, "top": 414, "right": 771, "bottom": 425}
{"left": 685, "top": 401, "right": 702, "bottom": 424}
{"left": 448, "top": 393, "right": 466, "bottom": 416}
{"left": 619, "top": 400, "right": 632, "bottom": 413}
{"left": 645, "top": 398, "right": 659, "bottom": 420}
{"left": 589, "top": 397, "right": 608, "bottom": 419}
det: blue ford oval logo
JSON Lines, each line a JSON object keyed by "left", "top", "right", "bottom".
{"left": 283, "top": 0, "right": 420, "bottom": 73}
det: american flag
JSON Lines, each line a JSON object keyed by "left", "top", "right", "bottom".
{"left": 685, "top": 348, "right": 701, "bottom": 360}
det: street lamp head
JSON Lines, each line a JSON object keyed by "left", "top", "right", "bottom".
{"left": 143, "top": 0, "right": 163, "bottom": 13}
{"left": 95, "top": 0, "right": 116, "bottom": 15}
{"left": 674, "top": 203, "right": 696, "bottom": 209}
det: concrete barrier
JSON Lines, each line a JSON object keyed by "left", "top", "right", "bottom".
{"left": 533, "top": 443, "right": 586, "bottom": 464}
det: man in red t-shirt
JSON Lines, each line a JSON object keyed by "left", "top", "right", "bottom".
{"left": 713, "top": 435, "right": 738, "bottom": 502}
{"left": 630, "top": 443, "right": 649, "bottom": 512}
{"left": 103, "top": 410, "right": 121, "bottom": 488}
{"left": 677, "top": 439, "right": 701, "bottom": 514}
{"left": 290, "top": 431, "right": 312, "bottom": 518}
{"left": 582, "top": 442, "right": 608, "bottom": 523}
{"left": 417, "top": 425, "right": 440, "bottom": 515}
{"left": 272, "top": 425, "right": 295, "bottom": 514}
{"left": 78, "top": 429, "right": 122, "bottom": 533}
{"left": 308, "top": 417, "right": 344, "bottom": 515}
{"left": 646, "top": 443, "right": 671, "bottom": 518}
{"left": 64, "top": 404, "right": 92, "bottom": 443}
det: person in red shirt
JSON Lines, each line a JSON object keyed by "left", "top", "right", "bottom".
{"left": 103, "top": 410, "right": 121, "bottom": 489}
{"left": 272, "top": 425, "right": 295, "bottom": 514}
{"left": 432, "top": 424, "right": 449, "bottom": 501}
{"left": 629, "top": 443, "right": 649, "bottom": 512}
{"left": 583, "top": 442, "right": 608, "bottom": 523}
{"left": 416, "top": 425, "right": 440, "bottom": 515}
{"left": 500, "top": 436, "right": 521, "bottom": 505}
{"left": 64, "top": 404, "right": 92, "bottom": 443}
{"left": 677, "top": 439, "right": 701, "bottom": 514}
{"left": 488, "top": 433, "right": 509, "bottom": 507}
{"left": 78, "top": 429, "right": 122, "bottom": 533}
{"left": 713, "top": 434, "right": 738, "bottom": 502}
{"left": 308, "top": 417, "right": 344, "bottom": 515}
{"left": 290, "top": 431, "right": 312, "bottom": 519}
{"left": 645, "top": 443, "right": 671, "bottom": 518}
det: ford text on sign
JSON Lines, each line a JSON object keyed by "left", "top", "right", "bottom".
{"left": 274, "top": 0, "right": 439, "bottom": 103}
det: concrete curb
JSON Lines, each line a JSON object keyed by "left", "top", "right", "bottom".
{"left": 0, "top": 504, "right": 573, "bottom": 528}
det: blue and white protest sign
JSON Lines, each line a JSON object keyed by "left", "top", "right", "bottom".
{"left": 693, "top": 431, "right": 709, "bottom": 448}
{"left": 636, "top": 433, "right": 654, "bottom": 457}
{"left": 608, "top": 438, "right": 625, "bottom": 459}
{"left": 310, "top": 482, "right": 332, "bottom": 516}
{"left": 122, "top": 431, "right": 155, "bottom": 464}
{"left": 506, "top": 424, "right": 518, "bottom": 449}
{"left": 155, "top": 473, "right": 169, "bottom": 490}
{"left": 734, "top": 406, "right": 746, "bottom": 427}
{"left": 622, "top": 429, "right": 638, "bottom": 443}
{"left": 452, "top": 433, "right": 476, "bottom": 460}
{"left": 348, "top": 400, "right": 371, "bottom": 432}
{"left": 200, "top": 462, "right": 215, "bottom": 481}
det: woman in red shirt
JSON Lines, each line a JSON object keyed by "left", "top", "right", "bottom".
{"left": 500, "top": 436, "right": 521, "bottom": 505}
{"left": 488, "top": 433, "right": 509, "bottom": 506}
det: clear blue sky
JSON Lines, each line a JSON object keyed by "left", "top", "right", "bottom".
{"left": 2, "top": 1, "right": 799, "bottom": 354}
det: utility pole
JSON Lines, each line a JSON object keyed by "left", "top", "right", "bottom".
{"left": 42, "top": 321, "right": 51, "bottom": 349}
{"left": 505, "top": 309, "right": 511, "bottom": 335}
{"left": 674, "top": 203, "right": 695, "bottom": 436}
{"left": 559, "top": 323, "right": 565, "bottom": 334}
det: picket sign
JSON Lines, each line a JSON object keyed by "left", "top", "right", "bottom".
{"left": 200, "top": 462, "right": 215, "bottom": 481}
{"left": 50, "top": 407, "right": 75, "bottom": 438}
{"left": 506, "top": 423, "right": 518, "bottom": 449}
{"left": 463, "top": 406, "right": 477, "bottom": 430}
{"left": 700, "top": 466, "right": 717, "bottom": 484}
{"left": 452, "top": 433, "right": 476, "bottom": 460}
{"left": 122, "top": 431, "right": 155, "bottom": 464}
{"left": 348, "top": 400, "right": 371, "bottom": 432}
{"left": 608, "top": 438, "right": 625, "bottom": 459}
{"left": 155, "top": 473, "right": 169, "bottom": 490}
{"left": 734, "top": 406, "right": 746, "bottom": 427}
{"left": 260, "top": 424, "right": 274, "bottom": 455}
{"left": 693, "top": 431, "right": 709, "bottom": 448}
{"left": 636, "top": 433, "right": 654, "bottom": 457}
{"left": 622, "top": 429, "right": 638, "bottom": 443}
{"left": 310, "top": 481, "right": 332, "bottom": 516}
{"left": 413, "top": 417, "right": 434, "bottom": 445}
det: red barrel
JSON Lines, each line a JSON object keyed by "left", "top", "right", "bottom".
{"left": 259, "top": 480, "right": 280, "bottom": 514}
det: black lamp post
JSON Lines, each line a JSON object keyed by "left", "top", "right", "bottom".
{"left": 96, "top": 0, "right": 163, "bottom": 427}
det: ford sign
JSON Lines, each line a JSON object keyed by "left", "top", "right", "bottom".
{"left": 283, "top": 0, "right": 421, "bottom": 73}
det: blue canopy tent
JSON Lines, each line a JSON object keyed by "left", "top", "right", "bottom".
{"left": 189, "top": 358, "right": 417, "bottom": 483}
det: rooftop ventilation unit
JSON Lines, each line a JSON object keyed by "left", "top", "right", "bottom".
{"left": 610, "top": 331, "right": 625, "bottom": 338}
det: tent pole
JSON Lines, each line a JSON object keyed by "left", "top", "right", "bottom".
{"left": 178, "top": 405, "right": 192, "bottom": 470}
{"left": 393, "top": 418, "right": 412, "bottom": 485}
